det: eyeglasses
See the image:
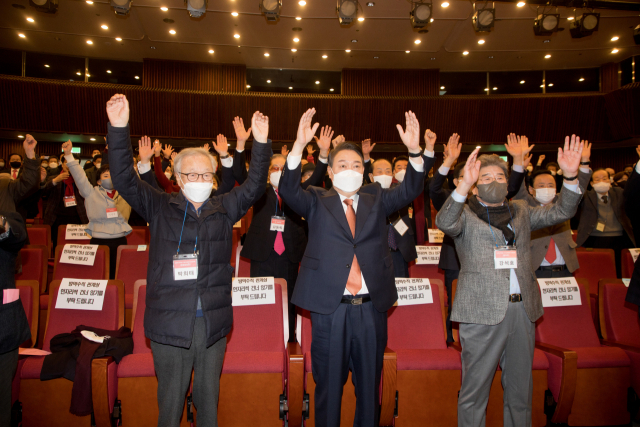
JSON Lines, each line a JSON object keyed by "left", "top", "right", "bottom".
{"left": 179, "top": 172, "right": 215, "bottom": 182}
{"left": 269, "top": 165, "right": 284, "bottom": 172}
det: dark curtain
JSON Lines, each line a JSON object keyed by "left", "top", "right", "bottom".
{"left": 142, "top": 59, "right": 246, "bottom": 93}
{"left": 0, "top": 140, "right": 108, "bottom": 164}
{"left": 604, "top": 82, "right": 640, "bottom": 142}
{"left": 600, "top": 62, "right": 619, "bottom": 93}
{"left": 342, "top": 68, "right": 440, "bottom": 97}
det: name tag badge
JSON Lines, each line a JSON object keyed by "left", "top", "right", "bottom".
{"left": 64, "top": 196, "right": 77, "bottom": 207}
{"left": 494, "top": 246, "right": 517, "bottom": 269}
{"left": 270, "top": 216, "right": 285, "bottom": 232}
{"left": 173, "top": 254, "right": 198, "bottom": 281}
{"left": 106, "top": 208, "right": 118, "bottom": 218}
{"left": 393, "top": 217, "right": 409, "bottom": 236}
{"left": 596, "top": 222, "right": 605, "bottom": 232}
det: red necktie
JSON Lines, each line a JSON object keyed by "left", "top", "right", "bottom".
{"left": 11, "top": 170, "right": 17, "bottom": 179}
{"left": 545, "top": 237, "right": 557, "bottom": 263}
{"left": 273, "top": 189, "right": 285, "bottom": 255}
{"left": 343, "top": 199, "right": 362, "bottom": 295}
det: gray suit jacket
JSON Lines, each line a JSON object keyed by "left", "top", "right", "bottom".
{"left": 576, "top": 186, "right": 635, "bottom": 247}
{"left": 435, "top": 185, "right": 583, "bottom": 325}
{"left": 514, "top": 168, "right": 592, "bottom": 273}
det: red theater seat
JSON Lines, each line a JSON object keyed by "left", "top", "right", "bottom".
{"left": 386, "top": 279, "right": 461, "bottom": 426}
{"left": 126, "top": 226, "right": 149, "bottom": 246}
{"left": 574, "top": 248, "right": 617, "bottom": 328}
{"left": 115, "top": 245, "right": 149, "bottom": 327}
{"left": 57, "top": 224, "right": 91, "bottom": 247}
{"left": 18, "top": 279, "right": 124, "bottom": 427}
{"left": 12, "top": 281, "right": 40, "bottom": 408}
{"left": 234, "top": 245, "right": 251, "bottom": 278}
{"left": 408, "top": 260, "right": 445, "bottom": 284}
{"left": 535, "top": 278, "right": 631, "bottom": 425}
{"left": 16, "top": 245, "right": 48, "bottom": 294}
{"left": 26, "top": 224, "right": 51, "bottom": 257}
{"left": 621, "top": 249, "right": 636, "bottom": 279}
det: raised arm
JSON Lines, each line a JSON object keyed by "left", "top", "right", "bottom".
{"left": 7, "top": 135, "right": 39, "bottom": 202}
{"left": 106, "top": 94, "right": 166, "bottom": 223}
{"left": 61, "top": 140, "right": 95, "bottom": 199}
{"left": 430, "top": 133, "right": 461, "bottom": 211}
{"left": 211, "top": 134, "right": 236, "bottom": 196}
{"left": 302, "top": 125, "right": 331, "bottom": 190}
{"left": 135, "top": 136, "right": 163, "bottom": 192}
{"left": 232, "top": 116, "right": 251, "bottom": 185}
{"left": 504, "top": 134, "right": 533, "bottom": 199}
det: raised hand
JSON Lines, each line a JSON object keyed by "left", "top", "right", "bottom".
{"left": 361, "top": 138, "right": 376, "bottom": 161}
{"left": 536, "top": 154, "right": 546, "bottom": 166}
{"left": 293, "top": 108, "right": 320, "bottom": 154}
{"left": 557, "top": 135, "right": 584, "bottom": 179}
{"left": 424, "top": 129, "right": 437, "bottom": 152}
{"left": 281, "top": 145, "right": 290, "bottom": 156}
{"left": 153, "top": 140, "right": 162, "bottom": 157}
{"left": 314, "top": 125, "right": 333, "bottom": 157}
{"left": 106, "top": 94, "right": 129, "bottom": 128}
{"left": 581, "top": 140, "right": 592, "bottom": 163}
{"left": 396, "top": 111, "right": 421, "bottom": 154}
{"left": 332, "top": 135, "right": 345, "bottom": 148}
{"left": 53, "top": 171, "right": 70, "bottom": 183}
{"left": 505, "top": 133, "right": 534, "bottom": 166}
{"left": 443, "top": 133, "right": 461, "bottom": 168}
{"left": 23, "top": 134, "right": 37, "bottom": 159}
{"left": 39, "top": 167, "right": 47, "bottom": 182}
{"left": 138, "top": 136, "right": 154, "bottom": 163}
{"left": 213, "top": 135, "right": 229, "bottom": 156}
{"left": 203, "top": 143, "right": 210, "bottom": 152}
{"left": 162, "top": 144, "right": 174, "bottom": 159}
{"left": 61, "top": 139, "right": 73, "bottom": 156}
{"left": 306, "top": 144, "right": 316, "bottom": 155}
{"left": 455, "top": 147, "right": 481, "bottom": 197}
{"left": 523, "top": 153, "right": 533, "bottom": 170}
{"left": 170, "top": 151, "right": 177, "bottom": 164}
{"left": 233, "top": 116, "right": 252, "bottom": 151}
{"left": 251, "top": 111, "right": 269, "bottom": 143}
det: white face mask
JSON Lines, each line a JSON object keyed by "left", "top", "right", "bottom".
{"left": 331, "top": 168, "right": 363, "bottom": 193}
{"left": 592, "top": 182, "right": 611, "bottom": 194}
{"left": 270, "top": 171, "right": 282, "bottom": 188}
{"left": 394, "top": 170, "right": 406, "bottom": 182}
{"left": 165, "top": 171, "right": 172, "bottom": 179}
{"left": 610, "top": 177, "right": 614, "bottom": 183}
{"left": 373, "top": 175, "right": 393, "bottom": 189}
{"left": 534, "top": 188, "right": 556, "bottom": 204}
{"left": 94, "top": 163, "right": 101, "bottom": 169}
{"left": 178, "top": 175, "right": 213, "bottom": 203}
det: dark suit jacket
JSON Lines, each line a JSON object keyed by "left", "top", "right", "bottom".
{"left": 0, "top": 158, "right": 39, "bottom": 217}
{"left": 576, "top": 186, "right": 635, "bottom": 247}
{"left": 279, "top": 157, "right": 425, "bottom": 314}
{"left": 41, "top": 176, "right": 89, "bottom": 225}
{"left": 241, "top": 160, "right": 327, "bottom": 264}
{"left": 624, "top": 162, "right": 640, "bottom": 308}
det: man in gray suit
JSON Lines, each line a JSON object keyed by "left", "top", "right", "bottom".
{"left": 514, "top": 138, "right": 593, "bottom": 279}
{"left": 436, "top": 135, "right": 585, "bottom": 427}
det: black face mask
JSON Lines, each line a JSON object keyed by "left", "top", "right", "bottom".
{"left": 10, "top": 162, "right": 22, "bottom": 169}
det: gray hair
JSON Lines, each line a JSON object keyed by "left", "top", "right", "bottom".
{"left": 173, "top": 147, "right": 217, "bottom": 178}
{"left": 270, "top": 154, "right": 286, "bottom": 165}
{"left": 478, "top": 154, "right": 509, "bottom": 177}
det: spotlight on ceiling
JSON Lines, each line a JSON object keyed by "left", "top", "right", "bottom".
{"left": 534, "top": 10, "right": 559, "bottom": 35}
{"left": 185, "top": 0, "right": 207, "bottom": 17}
{"left": 337, "top": 0, "right": 359, "bottom": 25}
{"left": 570, "top": 12, "right": 599, "bottom": 38}
{"left": 29, "top": 0, "right": 58, "bottom": 13}
{"left": 410, "top": 2, "right": 432, "bottom": 29}
{"left": 633, "top": 24, "right": 640, "bottom": 45}
{"left": 110, "top": 0, "right": 132, "bottom": 15}
{"left": 472, "top": 4, "right": 495, "bottom": 32}
{"left": 260, "top": 0, "right": 282, "bottom": 21}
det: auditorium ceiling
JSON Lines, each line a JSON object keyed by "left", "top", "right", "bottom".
{"left": 1, "top": 0, "right": 639, "bottom": 73}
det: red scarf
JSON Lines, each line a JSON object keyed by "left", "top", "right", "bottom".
{"left": 62, "top": 173, "right": 75, "bottom": 197}
{"left": 106, "top": 190, "right": 116, "bottom": 199}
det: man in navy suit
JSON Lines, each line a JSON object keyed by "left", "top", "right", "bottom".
{"left": 279, "top": 108, "right": 426, "bottom": 427}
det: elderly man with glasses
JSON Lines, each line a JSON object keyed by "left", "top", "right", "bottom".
{"left": 106, "top": 94, "right": 272, "bottom": 427}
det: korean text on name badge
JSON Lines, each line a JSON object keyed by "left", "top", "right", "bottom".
{"left": 232, "top": 277, "right": 276, "bottom": 306}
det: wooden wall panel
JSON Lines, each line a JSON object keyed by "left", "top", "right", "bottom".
{"left": 142, "top": 59, "right": 246, "bottom": 93}
{"left": 342, "top": 68, "right": 440, "bottom": 96}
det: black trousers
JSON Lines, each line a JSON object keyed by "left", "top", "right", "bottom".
{"left": 584, "top": 234, "right": 633, "bottom": 278}
{"left": 250, "top": 249, "right": 299, "bottom": 343}
{"left": 535, "top": 267, "right": 574, "bottom": 279}
{"left": 0, "top": 348, "right": 18, "bottom": 427}
{"left": 390, "top": 249, "right": 409, "bottom": 278}
{"left": 89, "top": 235, "right": 128, "bottom": 280}
{"left": 310, "top": 298, "right": 387, "bottom": 427}
{"left": 444, "top": 268, "right": 458, "bottom": 343}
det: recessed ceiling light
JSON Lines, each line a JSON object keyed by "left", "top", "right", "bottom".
{"left": 296, "top": 16, "right": 302, "bottom": 20}
{"left": 330, "top": 88, "right": 335, "bottom": 91}
{"left": 367, "top": 2, "right": 375, "bottom": 6}
{"left": 517, "top": 1, "right": 525, "bottom": 6}
{"left": 86, "top": 40, "right": 93, "bottom": 44}
{"left": 315, "top": 81, "right": 320, "bottom": 84}
{"left": 462, "top": 51, "right": 469, "bottom": 55}
{"left": 430, "top": 18, "right": 434, "bottom": 22}
{"left": 76, "top": 72, "right": 82, "bottom": 75}
{"left": 90, "top": 138, "right": 96, "bottom": 141}
{"left": 611, "top": 36, "right": 619, "bottom": 41}
{"left": 358, "top": 17, "right": 365, "bottom": 21}
{"left": 548, "top": 83, "right": 553, "bottom": 87}
{"left": 267, "top": 80, "right": 271, "bottom": 83}
{"left": 169, "top": 30, "right": 176, "bottom": 35}
{"left": 476, "top": 145, "right": 482, "bottom": 149}
{"left": 478, "top": 39, "right": 485, "bottom": 44}
{"left": 566, "top": 16, "right": 574, "bottom": 21}
{"left": 86, "top": 0, "right": 93, "bottom": 3}
{"left": 488, "top": 56, "right": 494, "bottom": 59}
{"left": 135, "top": 76, "right": 139, "bottom": 79}
{"left": 18, "top": 33, "right": 25, "bottom": 38}
{"left": 161, "top": 6, "right": 168, "bottom": 11}
{"left": 26, "top": 17, "right": 34, "bottom": 22}
{"left": 264, "top": 53, "right": 270, "bottom": 57}
{"left": 299, "top": 0, "right": 306, "bottom": 5}
{"left": 441, "top": 1, "right": 449, "bottom": 7}
{"left": 611, "top": 48, "right": 619, "bottom": 53}
{"left": 493, "top": 87, "right": 498, "bottom": 90}
{"left": 107, "top": 70, "right": 111, "bottom": 73}
{"left": 540, "top": 84, "right": 544, "bottom": 87}
{"left": 18, "top": 135, "right": 24, "bottom": 138}
{"left": 231, "top": 12, "right": 238, "bottom": 16}
{"left": 293, "top": 37, "right": 299, "bottom": 42}
{"left": 431, "top": 57, "right": 436, "bottom": 60}
{"left": 44, "top": 64, "right": 50, "bottom": 68}
{"left": 405, "top": 50, "right": 410, "bottom": 53}
{"left": 289, "top": 87, "right": 293, "bottom": 89}
{"left": 351, "top": 39, "right": 358, "bottom": 43}
{"left": 322, "top": 55, "right": 328, "bottom": 58}
{"left": 246, "top": 85, "right": 251, "bottom": 88}
{"left": 291, "top": 48, "right": 297, "bottom": 52}
{"left": 345, "top": 49, "right": 351, "bottom": 52}
{"left": 116, "top": 37, "right": 122, "bottom": 41}
{"left": 579, "top": 77, "right": 585, "bottom": 82}
{"left": 484, "top": 88, "right": 489, "bottom": 91}
{"left": 208, "top": 49, "right": 214, "bottom": 54}
{"left": 415, "top": 39, "right": 421, "bottom": 44}
{"left": 234, "top": 34, "right": 240, "bottom": 39}
{"left": 373, "top": 56, "right": 379, "bottom": 59}
{"left": 101, "top": 25, "right": 108, "bottom": 30}
{"left": 440, "top": 86, "right": 445, "bottom": 89}
{"left": 520, "top": 80, "right": 525, "bottom": 84}
{"left": 544, "top": 54, "right": 551, "bottom": 58}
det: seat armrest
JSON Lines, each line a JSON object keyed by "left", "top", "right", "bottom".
{"left": 287, "top": 342, "right": 304, "bottom": 427}
{"left": 380, "top": 347, "right": 397, "bottom": 425}
{"left": 535, "top": 342, "right": 577, "bottom": 424}
{"left": 91, "top": 356, "right": 116, "bottom": 427}
{"left": 600, "top": 339, "right": 640, "bottom": 353}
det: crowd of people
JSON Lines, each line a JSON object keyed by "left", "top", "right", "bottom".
{"left": 1, "top": 92, "right": 639, "bottom": 427}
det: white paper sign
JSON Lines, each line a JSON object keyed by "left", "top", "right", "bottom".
{"left": 65, "top": 224, "right": 90, "bottom": 240}
{"left": 630, "top": 248, "right": 640, "bottom": 263}
{"left": 55, "top": 278, "right": 108, "bottom": 311}
{"left": 232, "top": 277, "right": 276, "bottom": 306}
{"left": 415, "top": 245, "right": 442, "bottom": 265}
{"left": 428, "top": 229, "right": 444, "bottom": 244}
{"left": 395, "top": 278, "right": 433, "bottom": 305}
{"left": 137, "top": 245, "right": 147, "bottom": 251}
{"left": 623, "top": 279, "right": 630, "bottom": 287}
{"left": 538, "top": 277, "right": 582, "bottom": 307}
{"left": 59, "top": 244, "right": 98, "bottom": 266}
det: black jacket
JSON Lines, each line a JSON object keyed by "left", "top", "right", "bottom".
{"left": 41, "top": 176, "right": 89, "bottom": 225}
{"left": 0, "top": 211, "right": 31, "bottom": 353}
{"left": 241, "top": 159, "right": 327, "bottom": 264}
{"left": 109, "top": 124, "right": 271, "bottom": 348}
{"left": 576, "top": 186, "right": 636, "bottom": 247}
{"left": 624, "top": 162, "right": 640, "bottom": 308}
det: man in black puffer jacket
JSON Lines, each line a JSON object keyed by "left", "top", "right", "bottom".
{"left": 106, "top": 94, "right": 271, "bottom": 427}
